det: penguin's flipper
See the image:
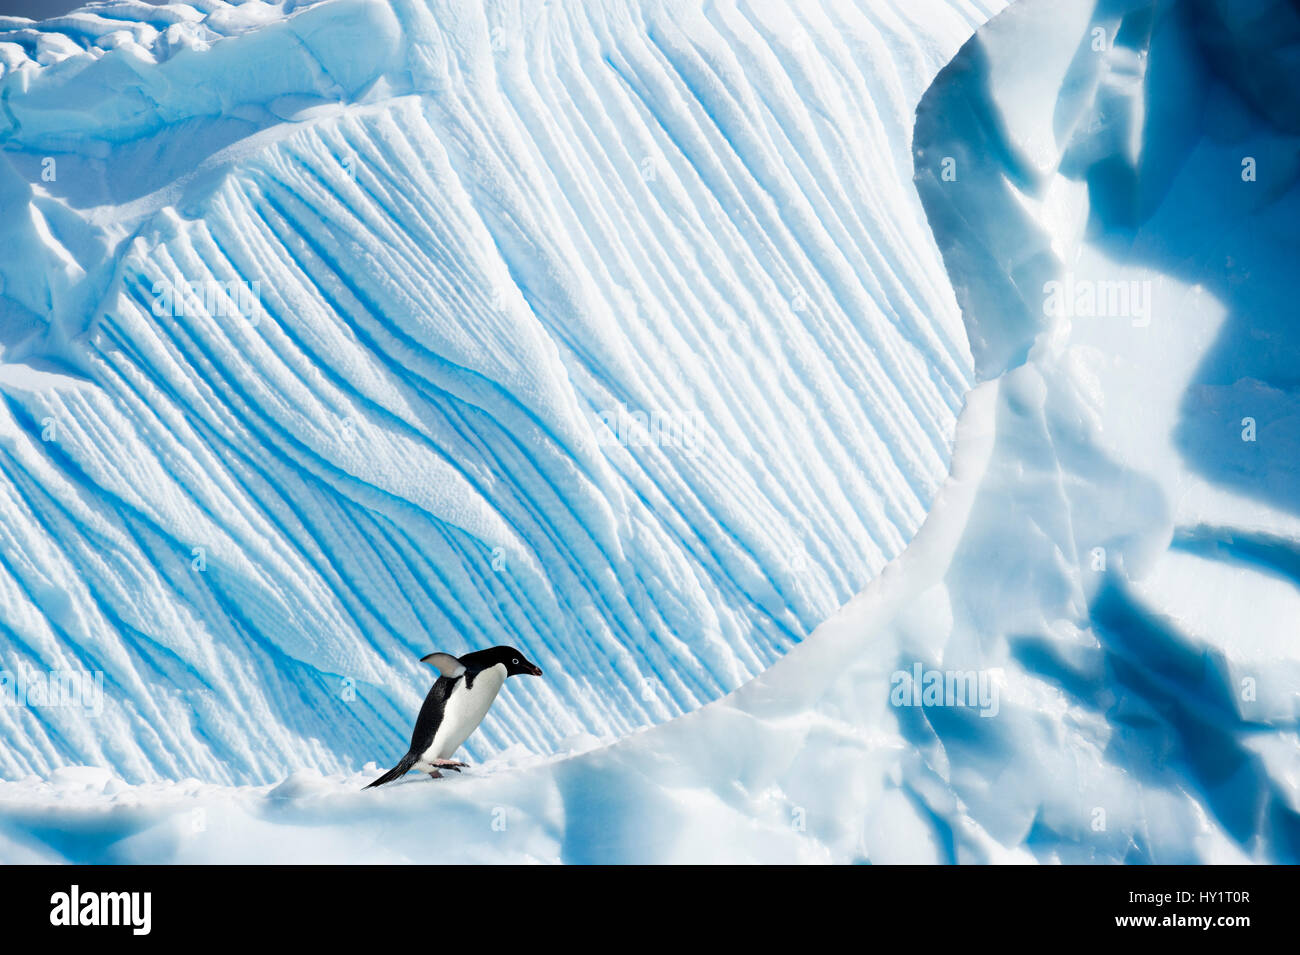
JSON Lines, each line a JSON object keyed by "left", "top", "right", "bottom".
{"left": 365, "top": 752, "right": 417, "bottom": 789}
{"left": 419, "top": 652, "right": 466, "bottom": 678}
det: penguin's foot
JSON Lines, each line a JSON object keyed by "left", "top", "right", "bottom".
{"left": 427, "top": 770, "right": 443, "bottom": 779}
{"left": 431, "top": 759, "right": 468, "bottom": 772}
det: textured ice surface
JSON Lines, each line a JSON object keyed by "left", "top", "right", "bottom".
{"left": 0, "top": 385, "right": 1012, "bottom": 864}
{"left": 3, "top": 0, "right": 1298, "bottom": 864}
{"left": 0, "top": 0, "right": 996, "bottom": 783}
{"left": 904, "top": 0, "right": 1300, "bottom": 861}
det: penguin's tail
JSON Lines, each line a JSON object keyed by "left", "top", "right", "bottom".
{"left": 365, "top": 752, "right": 417, "bottom": 789}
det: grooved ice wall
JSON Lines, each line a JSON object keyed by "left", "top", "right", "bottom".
{"left": 0, "top": 0, "right": 993, "bottom": 783}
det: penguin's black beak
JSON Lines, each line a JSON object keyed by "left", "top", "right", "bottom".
{"left": 527, "top": 663, "right": 543, "bottom": 677}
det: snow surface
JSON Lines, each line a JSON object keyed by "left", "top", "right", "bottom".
{"left": 2, "top": 0, "right": 1299, "bottom": 864}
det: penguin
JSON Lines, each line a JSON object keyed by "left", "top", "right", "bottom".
{"left": 365, "top": 645, "right": 543, "bottom": 788}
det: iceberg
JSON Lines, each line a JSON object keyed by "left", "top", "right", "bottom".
{"left": 1, "top": 0, "right": 1297, "bottom": 864}
{"left": 0, "top": 0, "right": 991, "bottom": 783}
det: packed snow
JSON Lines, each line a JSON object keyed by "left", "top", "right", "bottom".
{"left": 2, "top": 0, "right": 1298, "bottom": 863}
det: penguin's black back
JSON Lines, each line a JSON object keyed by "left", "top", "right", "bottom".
{"left": 408, "top": 675, "right": 456, "bottom": 754}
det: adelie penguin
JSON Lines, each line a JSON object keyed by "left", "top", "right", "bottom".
{"left": 366, "top": 646, "right": 543, "bottom": 788}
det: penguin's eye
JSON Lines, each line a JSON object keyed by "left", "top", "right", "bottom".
{"left": 512, "top": 658, "right": 519, "bottom": 665}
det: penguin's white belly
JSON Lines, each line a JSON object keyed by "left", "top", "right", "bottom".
{"left": 421, "top": 663, "right": 506, "bottom": 762}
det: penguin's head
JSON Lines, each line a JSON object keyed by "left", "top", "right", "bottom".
{"left": 500, "top": 646, "right": 544, "bottom": 678}
{"left": 466, "top": 645, "right": 542, "bottom": 678}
